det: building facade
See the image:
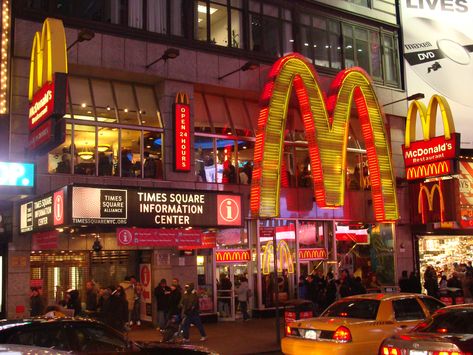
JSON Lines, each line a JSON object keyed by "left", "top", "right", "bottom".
{"left": 1, "top": 0, "right": 414, "bottom": 321}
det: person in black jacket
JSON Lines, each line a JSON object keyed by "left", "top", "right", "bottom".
{"left": 66, "top": 289, "right": 82, "bottom": 317}
{"left": 154, "top": 279, "right": 171, "bottom": 330}
{"left": 85, "top": 280, "right": 98, "bottom": 315}
{"left": 399, "top": 270, "right": 410, "bottom": 293}
{"left": 110, "top": 286, "right": 129, "bottom": 332}
{"left": 30, "top": 287, "right": 44, "bottom": 317}
{"left": 168, "top": 283, "right": 182, "bottom": 317}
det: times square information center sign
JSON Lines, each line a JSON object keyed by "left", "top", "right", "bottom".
{"left": 20, "top": 185, "right": 242, "bottom": 233}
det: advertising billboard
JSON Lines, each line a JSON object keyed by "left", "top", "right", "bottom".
{"left": 400, "top": 0, "right": 473, "bottom": 148}
{"left": 0, "top": 162, "right": 34, "bottom": 187}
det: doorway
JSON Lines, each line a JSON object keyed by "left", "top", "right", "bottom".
{"left": 216, "top": 263, "right": 248, "bottom": 321}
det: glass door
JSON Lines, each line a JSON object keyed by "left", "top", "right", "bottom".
{"left": 216, "top": 264, "right": 249, "bottom": 321}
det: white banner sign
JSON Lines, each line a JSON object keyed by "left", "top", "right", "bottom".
{"left": 400, "top": 0, "right": 473, "bottom": 147}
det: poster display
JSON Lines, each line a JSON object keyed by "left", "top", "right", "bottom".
{"left": 400, "top": 0, "right": 473, "bottom": 147}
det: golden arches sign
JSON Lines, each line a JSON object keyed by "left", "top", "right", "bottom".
{"left": 29, "top": 18, "right": 68, "bottom": 101}
{"left": 262, "top": 240, "right": 294, "bottom": 275}
{"left": 418, "top": 182, "right": 445, "bottom": 223}
{"left": 405, "top": 94, "right": 455, "bottom": 147}
{"left": 406, "top": 161, "right": 451, "bottom": 180}
{"left": 250, "top": 53, "right": 398, "bottom": 222}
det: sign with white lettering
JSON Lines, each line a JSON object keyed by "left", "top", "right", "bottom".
{"left": 174, "top": 92, "right": 191, "bottom": 172}
{"left": 20, "top": 186, "right": 67, "bottom": 233}
{"left": 117, "top": 228, "right": 202, "bottom": 247}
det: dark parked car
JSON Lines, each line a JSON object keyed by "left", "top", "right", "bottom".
{"left": 380, "top": 304, "right": 473, "bottom": 355}
{"left": 0, "top": 317, "right": 217, "bottom": 354}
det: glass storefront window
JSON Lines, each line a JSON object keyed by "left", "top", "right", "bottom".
{"left": 259, "top": 220, "right": 297, "bottom": 307}
{"left": 382, "top": 33, "right": 399, "bottom": 85}
{"left": 48, "top": 124, "right": 72, "bottom": 174}
{"left": 91, "top": 79, "right": 117, "bottom": 123}
{"left": 231, "top": 8, "right": 242, "bottom": 48}
{"left": 143, "top": 131, "right": 164, "bottom": 179}
{"left": 299, "top": 221, "right": 325, "bottom": 249}
{"left": 68, "top": 77, "right": 94, "bottom": 121}
{"left": 210, "top": 3, "right": 228, "bottom": 46}
{"left": 74, "top": 124, "right": 96, "bottom": 175}
{"left": 195, "top": 136, "right": 215, "bottom": 182}
{"left": 120, "top": 129, "right": 141, "bottom": 177}
{"left": 237, "top": 140, "right": 254, "bottom": 185}
{"left": 98, "top": 127, "right": 118, "bottom": 176}
{"left": 295, "top": 145, "right": 311, "bottom": 188}
{"left": 217, "top": 228, "right": 248, "bottom": 248}
{"left": 355, "top": 28, "right": 369, "bottom": 71}
{"left": 113, "top": 82, "right": 139, "bottom": 125}
{"left": 135, "top": 85, "right": 162, "bottom": 127}
{"left": 217, "top": 139, "right": 236, "bottom": 184}
{"left": 370, "top": 31, "right": 382, "bottom": 79}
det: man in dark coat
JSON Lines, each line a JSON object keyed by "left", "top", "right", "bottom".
{"left": 30, "top": 287, "right": 44, "bottom": 316}
{"left": 154, "top": 278, "right": 171, "bottom": 330}
{"left": 85, "top": 280, "right": 98, "bottom": 314}
{"left": 180, "top": 283, "right": 207, "bottom": 342}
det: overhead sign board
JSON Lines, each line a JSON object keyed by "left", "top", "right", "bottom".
{"left": 117, "top": 228, "right": 202, "bottom": 247}
{"left": 20, "top": 187, "right": 67, "bottom": 233}
{"left": 20, "top": 185, "right": 242, "bottom": 233}
{"left": 402, "top": 95, "right": 460, "bottom": 180}
{"left": 0, "top": 162, "right": 34, "bottom": 187}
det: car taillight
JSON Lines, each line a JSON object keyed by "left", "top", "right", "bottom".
{"left": 332, "top": 326, "right": 351, "bottom": 342}
{"left": 380, "top": 346, "right": 401, "bottom": 355}
{"left": 285, "top": 326, "right": 291, "bottom": 336}
{"left": 285, "top": 326, "right": 299, "bottom": 337}
{"left": 432, "top": 352, "right": 465, "bottom": 355}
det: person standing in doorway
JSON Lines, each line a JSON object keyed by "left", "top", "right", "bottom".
{"left": 154, "top": 278, "right": 171, "bottom": 331}
{"left": 85, "top": 280, "right": 98, "bottom": 316}
{"left": 235, "top": 277, "right": 250, "bottom": 321}
{"left": 180, "top": 283, "right": 207, "bottom": 342}
{"left": 30, "top": 287, "right": 44, "bottom": 316}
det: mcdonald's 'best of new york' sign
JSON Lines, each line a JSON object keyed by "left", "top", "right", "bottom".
{"left": 402, "top": 95, "right": 460, "bottom": 181}
{"left": 28, "top": 18, "right": 68, "bottom": 152}
{"left": 250, "top": 53, "right": 398, "bottom": 222}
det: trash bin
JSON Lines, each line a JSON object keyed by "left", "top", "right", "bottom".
{"left": 283, "top": 299, "right": 314, "bottom": 334}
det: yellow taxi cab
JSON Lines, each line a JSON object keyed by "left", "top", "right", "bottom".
{"left": 282, "top": 293, "right": 445, "bottom": 355}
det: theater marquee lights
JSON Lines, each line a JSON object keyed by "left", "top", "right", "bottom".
{"left": 250, "top": 53, "right": 398, "bottom": 222}
{"left": 403, "top": 94, "right": 460, "bottom": 181}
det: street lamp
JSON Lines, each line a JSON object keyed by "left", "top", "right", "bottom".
{"left": 218, "top": 61, "right": 259, "bottom": 80}
{"left": 145, "top": 48, "right": 180, "bottom": 69}
{"left": 382, "top": 92, "right": 425, "bottom": 107}
{"left": 67, "top": 29, "right": 95, "bottom": 51}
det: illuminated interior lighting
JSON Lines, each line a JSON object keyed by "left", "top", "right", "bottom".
{"left": 289, "top": 39, "right": 294, "bottom": 43}
{"left": 81, "top": 103, "right": 87, "bottom": 108}
{"left": 146, "top": 145, "right": 151, "bottom": 149}
{"left": 106, "top": 105, "right": 111, "bottom": 111}
{"left": 97, "top": 145, "right": 109, "bottom": 152}
{"left": 304, "top": 43, "right": 309, "bottom": 46}
{"left": 124, "top": 108, "right": 128, "bottom": 113}
{"left": 357, "top": 49, "right": 362, "bottom": 52}
{"left": 198, "top": 4, "right": 218, "bottom": 14}
{"left": 198, "top": 18, "right": 203, "bottom": 23}
{"left": 346, "top": 45, "right": 352, "bottom": 49}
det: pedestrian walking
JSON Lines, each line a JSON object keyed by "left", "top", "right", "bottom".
{"left": 131, "top": 282, "right": 143, "bottom": 326}
{"left": 235, "top": 277, "right": 250, "bottom": 321}
{"left": 180, "top": 283, "right": 207, "bottom": 342}
{"left": 85, "top": 280, "right": 98, "bottom": 315}
{"left": 154, "top": 278, "right": 171, "bottom": 330}
{"left": 111, "top": 286, "right": 129, "bottom": 332}
{"left": 30, "top": 287, "right": 44, "bottom": 316}
{"left": 120, "top": 276, "right": 137, "bottom": 326}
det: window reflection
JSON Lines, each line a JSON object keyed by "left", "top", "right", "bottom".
{"left": 237, "top": 140, "right": 254, "bottom": 185}
{"left": 217, "top": 139, "right": 236, "bottom": 184}
{"left": 143, "top": 132, "right": 163, "bottom": 179}
{"left": 91, "top": 79, "right": 117, "bottom": 123}
{"left": 49, "top": 124, "right": 72, "bottom": 174}
{"left": 113, "top": 82, "right": 139, "bottom": 125}
{"left": 120, "top": 130, "right": 141, "bottom": 177}
{"left": 69, "top": 77, "right": 94, "bottom": 121}
{"left": 195, "top": 136, "right": 214, "bottom": 182}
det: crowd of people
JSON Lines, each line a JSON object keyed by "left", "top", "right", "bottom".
{"left": 29, "top": 275, "right": 208, "bottom": 342}
{"left": 417, "top": 262, "right": 473, "bottom": 303}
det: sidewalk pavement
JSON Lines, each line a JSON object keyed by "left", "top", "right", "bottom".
{"left": 127, "top": 317, "right": 284, "bottom": 355}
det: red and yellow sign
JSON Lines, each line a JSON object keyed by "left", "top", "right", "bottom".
{"left": 250, "top": 53, "right": 397, "bottom": 222}
{"left": 174, "top": 92, "right": 191, "bottom": 172}
{"left": 406, "top": 160, "right": 454, "bottom": 181}
{"left": 216, "top": 249, "right": 251, "bottom": 263}
{"left": 403, "top": 95, "right": 459, "bottom": 180}
{"left": 410, "top": 179, "right": 460, "bottom": 224}
{"left": 298, "top": 248, "right": 327, "bottom": 261}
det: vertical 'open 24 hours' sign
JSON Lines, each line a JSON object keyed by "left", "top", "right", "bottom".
{"left": 174, "top": 92, "right": 191, "bottom": 172}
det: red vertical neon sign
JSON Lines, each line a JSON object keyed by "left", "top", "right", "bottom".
{"left": 174, "top": 92, "right": 191, "bottom": 171}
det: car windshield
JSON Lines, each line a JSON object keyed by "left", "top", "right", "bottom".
{"left": 414, "top": 308, "right": 473, "bottom": 334}
{"left": 321, "top": 299, "right": 380, "bottom": 320}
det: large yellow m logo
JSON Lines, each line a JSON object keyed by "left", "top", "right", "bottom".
{"left": 418, "top": 182, "right": 445, "bottom": 223}
{"left": 405, "top": 94, "right": 455, "bottom": 148}
{"left": 29, "top": 18, "right": 68, "bottom": 101}
{"left": 250, "top": 53, "right": 398, "bottom": 221}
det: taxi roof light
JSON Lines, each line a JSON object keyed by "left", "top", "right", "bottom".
{"left": 332, "top": 326, "right": 352, "bottom": 342}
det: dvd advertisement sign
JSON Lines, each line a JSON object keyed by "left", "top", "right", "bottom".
{"left": 400, "top": 0, "right": 473, "bottom": 148}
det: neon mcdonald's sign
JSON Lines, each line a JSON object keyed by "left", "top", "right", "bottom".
{"left": 250, "top": 53, "right": 398, "bottom": 222}
{"left": 418, "top": 182, "right": 445, "bottom": 224}
{"left": 262, "top": 240, "right": 294, "bottom": 275}
{"left": 402, "top": 95, "right": 460, "bottom": 180}
{"left": 216, "top": 249, "right": 251, "bottom": 263}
